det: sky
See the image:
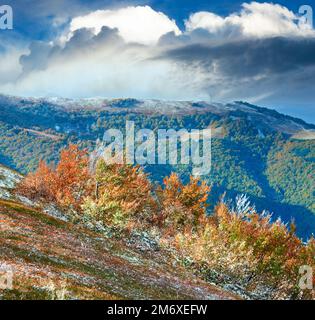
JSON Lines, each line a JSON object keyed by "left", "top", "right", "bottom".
{"left": 0, "top": 0, "right": 315, "bottom": 123}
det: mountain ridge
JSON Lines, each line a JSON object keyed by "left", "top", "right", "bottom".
{"left": 0, "top": 94, "right": 314, "bottom": 134}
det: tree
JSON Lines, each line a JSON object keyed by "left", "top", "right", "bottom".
{"left": 156, "top": 173, "right": 210, "bottom": 231}
{"left": 53, "top": 144, "right": 92, "bottom": 210}
{"left": 17, "top": 160, "right": 55, "bottom": 201}
{"left": 82, "top": 160, "right": 155, "bottom": 226}
{"left": 17, "top": 144, "right": 92, "bottom": 211}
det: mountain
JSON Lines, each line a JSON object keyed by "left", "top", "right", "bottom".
{"left": 0, "top": 94, "right": 314, "bottom": 238}
{"left": 1, "top": 94, "right": 314, "bottom": 133}
{"left": 0, "top": 165, "right": 238, "bottom": 300}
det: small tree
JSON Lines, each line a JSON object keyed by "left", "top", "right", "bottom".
{"left": 17, "top": 160, "right": 55, "bottom": 201}
{"left": 156, "top": 173, "right": 210, "bottom": 231}
{"left": 17, "top": 144, "right": 92, "bottom": 211}
{"left": 53, "top": 144, "right": 92, "bottom": 210}
{"left": 83, "top": 160, "right": 155, "bottom": 226}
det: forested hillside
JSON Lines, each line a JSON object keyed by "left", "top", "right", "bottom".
{"left": 0, "top": 95, "right": 314, "bottom": 238}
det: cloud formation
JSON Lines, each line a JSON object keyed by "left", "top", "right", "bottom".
{"left": 4, "top": 26, "right": 199, "bottom": 100}
{"left": 1, "top": 2, "right": 315, "bottom": 121}
{"left": 67, "top": 6, "right": 181, "bottom": 45}
{"left": 185, "top": 2, "right": 314, "bottom": 38}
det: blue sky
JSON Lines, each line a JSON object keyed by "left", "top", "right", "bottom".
{"left": 1, "top": 0, "right": 315, "bottom": 122}
{"left": 6, "top": 0, "right": 313, "bottom": 39}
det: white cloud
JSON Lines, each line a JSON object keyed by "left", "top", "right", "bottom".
{"left": 185, "top": 12, "right": 225, "bottom": 33}
{"left": 185, "top": 2, "right": 315, "bottom": 38}
{"left": 68, "top": 5, "right": 181, "bottom": 45}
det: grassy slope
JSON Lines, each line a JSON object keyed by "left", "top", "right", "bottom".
{"left": 0, "top": 199, "right": 238, "bottom": 300}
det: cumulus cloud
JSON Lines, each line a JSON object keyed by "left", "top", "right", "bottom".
{"left": 67, "top": 5, "right": 181, "bottom": 45}
{"left": 185, "top": 2, "right": 315, "bottom": 38}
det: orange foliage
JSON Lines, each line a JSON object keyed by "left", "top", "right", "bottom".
{"left": 92, "top": 160, "right": 155, "bottom": 224}
{"left": 17, "top": 144, "right": 92, "bottom": 210}
{"left": 210, "top": 202, "right": 309, "bottom": 277}
{"left": 53, "top": 144, "right": 92, "bottom": 209}
{"left": 17, "top": 160, "right": 55, "bottom": 202}
{"left": 175, "top": 200, "right": 315, "bottom": 298}
{"left": 156, "top": 173, "right": 210, "bottom": 231}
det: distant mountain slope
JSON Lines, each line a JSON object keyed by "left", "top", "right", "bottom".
{"left": 0, "top": 94, "right": 314, "bottom": 238}
{"left": 1, "top": 94, "right": 314, "bottom": 134}
{"left": 0, "top": 166, "right": 237, "bottom": 300}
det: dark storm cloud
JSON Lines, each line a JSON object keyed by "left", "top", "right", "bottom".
{"left": 157, "top": 35, "right": 315, "bottom": 122}
{"left": 161, "top": 37, "right": 315, "bottom": 78}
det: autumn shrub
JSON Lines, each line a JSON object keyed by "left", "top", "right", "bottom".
{"left": 173, "top": 196, "right": 315, "bottom": 299}
{"left": 155, "top": 173, "right": 210, "bottom": 232}
{"left": 17, "top": 160, "right": 55, "bottom": 202}
{"left": 82, "top": 159, "right": 155, "bottom": 227}
{"left": 17, "top": 144, "right": 92, "bottom": 211}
